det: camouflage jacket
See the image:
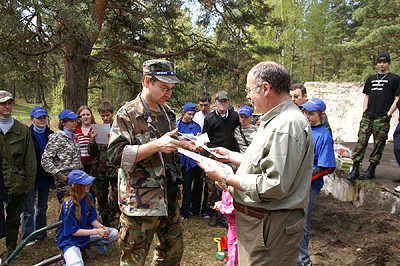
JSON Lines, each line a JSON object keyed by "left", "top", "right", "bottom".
{"left": 88, "top": 141, "right": 117, "bottom": 180}
{"left": 41, "top": 130, "right": 83, "bottom": 194}
{"left": 108, "top": 94, "right": 177, "bottom": 217}
{"left": 0, "top": 119, "right": 36, "bottom": 195}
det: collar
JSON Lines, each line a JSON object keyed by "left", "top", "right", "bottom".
{"left": 259, "top": 98, "right": 296, "bottom": 126}
{"left": 216, "top": 109, "right": 229, "bottom": 119}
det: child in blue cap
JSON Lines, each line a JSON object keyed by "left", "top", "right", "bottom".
{"left": 21, "top": 107, "right": 54, "bottom": 244}
{"left": 234, "top": 106, "right": 257, "bottom": 153}
{"left": 177, "top": 102, "right": 204, "bottom": 220}
{"left": 57, "top": 170, "right": 118, "bottom": 265}
{"left": 297, "top": 98, "right": 336, "bottom": 266}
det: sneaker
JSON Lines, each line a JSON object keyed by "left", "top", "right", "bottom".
{"left": 303, "top": 261, "right": 313, "bottom": 266}
{"left": 25, "top": 241, "right": 36, "bottom": 247}
{"left": 181, "top": 216, "right": 188, "bottom": 221}
{"left": 395, "top": 186, "right": 400, "bottom": 193}
{"left": 203, "top": 214, "right": 211, "bottom": 219}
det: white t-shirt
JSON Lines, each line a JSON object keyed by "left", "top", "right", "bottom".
{"left": 193, "top": 111, "right": 209, "bottom": 131}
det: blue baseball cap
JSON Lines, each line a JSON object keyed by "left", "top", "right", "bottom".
{"left": 182, "top": 102, "right": 196, "bottom": 112}
{"left": 238, "top": 106, "right": 253, "bottom": 117}
{"left": 58, "top": 109, "right": 81, "bottom": 120}
{"left": 30, "top": 106, "right": 49, "bottom": 118}
{"left": 68, "top": 170, "right": 95, "bottom": 185}
{"left": 300, "top": 98, "right": 326, "bottom": 112}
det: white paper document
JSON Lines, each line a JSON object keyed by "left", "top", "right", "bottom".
{"left": 177, "top": 132, "right": 227, "bottom": 159}
{"left": 177, "top": 148, "right": 233, "bottom": 174}
{"left": 91, "top": 124, "right": 111, "bottom": 144}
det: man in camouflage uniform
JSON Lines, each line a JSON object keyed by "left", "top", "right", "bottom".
{"left": 348, "top": 52, "right": 400, "bottom": 181}
{"left": 88, "top": 101, "right": 118, "bottom": 226}
{"left": 0, "top": 90, "right": 36, "bottom": 257}
{"left": 108, "top": 59, "right": 193, "bottom": 266}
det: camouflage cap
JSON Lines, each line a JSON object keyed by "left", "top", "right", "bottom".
{"left": 0, "top": 90, "right": 13, "bottom": 103}
{"left": 215, "top": 91, "right": 229, "bottom": 100}
{"left": 143, "top": 59, "right": 181, "bottom": 84}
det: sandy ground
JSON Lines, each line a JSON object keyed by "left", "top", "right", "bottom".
{"left": 308, "top": 193, "right": 400, "bottom": 266}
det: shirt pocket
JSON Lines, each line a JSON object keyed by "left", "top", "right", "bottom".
{"left": 128, "top": 187, "right": 163, "bottom": 210}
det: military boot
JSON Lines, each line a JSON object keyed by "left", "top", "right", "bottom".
{"left": 347, "top": 162, "right": 360, "bottom": 181}
{"left": 359, "top": 163, "right": 377, "bottom": 180}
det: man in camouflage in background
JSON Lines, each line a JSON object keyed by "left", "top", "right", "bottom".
{"left": 88, "top": 101, "right": 118, "bottom": 227}
{"left": 348, "top": 52, "right": 400, "bottom": 181}
{"left": 108, "top": 59, "right": 194, "bottom": 266}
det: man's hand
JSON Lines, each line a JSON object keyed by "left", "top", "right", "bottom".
{"left": 210, "top": 147, "right": 231, "bottom": 162}
{"left": 197, "top": 160, "right": 224, "bottom": 182}
{"left": 157, "top": 128, "right": 184, "bottom": 154}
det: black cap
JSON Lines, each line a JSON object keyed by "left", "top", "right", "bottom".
{"left": 377, "top": 52, "right": 391, "bottom": 63}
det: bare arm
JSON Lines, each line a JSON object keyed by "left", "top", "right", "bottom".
{"left": 197, "top": 161, "right": 243, "bottom": 191}
{"left": 388, "top": 95, "right": 400, "bottom": 116}
{"left": 363, "top": 95, "right": 369, "bottom": 112}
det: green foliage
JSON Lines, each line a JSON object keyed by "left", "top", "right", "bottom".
{"left": 1, "top": 0, "right": 400, "bottom": 108}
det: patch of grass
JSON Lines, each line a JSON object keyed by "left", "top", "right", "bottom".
{"left": 0, "top": 189, "right": 228, "bottom": 265}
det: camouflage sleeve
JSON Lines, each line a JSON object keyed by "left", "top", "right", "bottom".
{"left": 107, "top": 109, "right": 139, "bottom": 172}
{"left": 41, "top": 135, "right": 63, "bottom": 178}
{"left": 87, "top": 141, "right": 99, "bottom": 157}
{"left": 25, "top": 128, "right": 37, "bottom": 190}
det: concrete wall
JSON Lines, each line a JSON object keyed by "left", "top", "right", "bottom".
{"left": 304, "top": 82, "right": 399, "bottom": 142}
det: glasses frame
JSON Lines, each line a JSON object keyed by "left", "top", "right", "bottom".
{"left": 154, "top": 81, "right": 176, "bottom": 93}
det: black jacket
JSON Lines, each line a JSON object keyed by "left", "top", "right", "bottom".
{"left": 30, "top": 125, "right": 54, "bottom": 182}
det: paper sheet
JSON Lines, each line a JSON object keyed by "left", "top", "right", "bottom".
{"left": 177, "top": 148, "right": 233, "bottom": 174}
{"left": 178, "top": 132, "right": 227, "bottom": 159}
{"left": 91, "top": 124, "right": 111, "bottom": 144}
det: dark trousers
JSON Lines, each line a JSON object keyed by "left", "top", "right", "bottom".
{"left": 6, "top": 193, "right": 27, "bottom": 254}
{"left": 394, "top": 122, "right": 400, "bottom": 166}
{"left": 180, "top": 166, "right": 203, "bottom": 217}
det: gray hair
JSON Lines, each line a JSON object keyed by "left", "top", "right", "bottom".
{"left": 252, "top": 62, "right": 291, "bottom": 95}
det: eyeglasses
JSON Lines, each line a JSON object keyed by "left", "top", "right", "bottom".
{"left": 245, "top": 86, "right": 257, "bottom": 94}
{"left": 154, "top": 81, "right": 175, "bottom": 93}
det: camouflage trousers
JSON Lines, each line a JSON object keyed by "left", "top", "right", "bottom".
{"left": 352, "top": 114, "right": 390, "bottom": 165}
{"left": 93, "top": 178, "right": 118, "bottom": 217}
{"left": 206, "top": 162, "right": 237, "bottom": 207}
{"left": 118, "top": 202, "right": 183, "bottom": 266}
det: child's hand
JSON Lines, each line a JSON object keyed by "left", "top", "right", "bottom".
{"left": 90, "top": 132, "right": 98, "bottom": 144}
{"left": 213, "top": 201, "right": 222, "bottom": 211}
{"left": 98, "top": 226, "right": 110, "bottom": 238}
{"left": 60, "top": 175, "right": 67, "bottom": 183}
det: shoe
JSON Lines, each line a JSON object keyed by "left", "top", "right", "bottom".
{"left": 359, "top": 163, "right": 377, "bottom": 180}
{"left": 208, "top": 211, "right": 218, "bottom": 227}
{"left": 203, "top": 214, "right": 211, "bottom": 219}
{"left": 25, "top": 240, "right": 36, "bottom": 247}
{"left": 347, "top": 162, "right": 360, "bottom": 181}
{"left": 218, "top": 213, "right": 229, "bottom": 229}
{"left": 181, "top": 216, "right": 187, "bottom": 221}
{"left": 392, "top": 177, "right": 400, "bottom": 183}
{"left": 303, "top": 261, "right": 313, "bottom": 266}
{"left": 395, "top": 186, "right": 400, "bottom": 193}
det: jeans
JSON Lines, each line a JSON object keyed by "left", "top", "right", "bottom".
{"left": 63, "top": 227, "right": 118, "bottom": 266}
{"left": 21, "top": 187, "right": 50, "bottom": 242}
{"left": 393, "top": 122, "right": 400, "bottom": 166}
{"left": 298, "top": 188, "right": 317, "bottom": 265}
{"left": 180, "top": 166, "right": 203, "bottom": 217}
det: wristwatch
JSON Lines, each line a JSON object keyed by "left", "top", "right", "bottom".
{"left": 221, "top": 172, "right": 229, "bottom": 189}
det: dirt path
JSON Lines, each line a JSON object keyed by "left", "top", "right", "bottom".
{"left": 309, "top": 193, "right": 400, "bottom": 266}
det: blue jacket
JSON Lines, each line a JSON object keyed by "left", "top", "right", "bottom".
{"left": 177, "top": 119, "right": 201, "bottom": 170}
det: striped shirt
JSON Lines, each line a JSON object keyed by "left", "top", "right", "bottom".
{"left": 75, "top": 125, "right": 94, "bottom": 163}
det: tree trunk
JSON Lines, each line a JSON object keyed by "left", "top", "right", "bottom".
{"left": 63, "top": 47, "right": 92, "bottom": 112}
